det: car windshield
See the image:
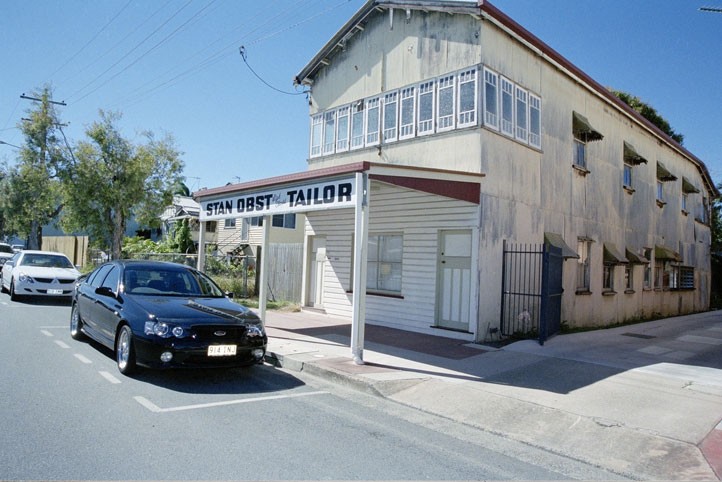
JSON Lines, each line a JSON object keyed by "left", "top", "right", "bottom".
{"left": 0, "top": 245, "right": 13, "bottom": 254}
{"left": 20, "top": 253, "right": 74, "bottom": 268}
{"left": 123, "top": 267, "right": 225, "bottom": 297}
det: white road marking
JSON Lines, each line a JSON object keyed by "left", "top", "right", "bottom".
{"left": 39, "top": 326, "right": 67, "bottom": 329}
{"left": 99, "top": 371, "right": 121, "bottom": 384}
{"left": 54, "top": 340, "right": 70, "bottom": 349}
{"left": 134, "top": 390, "right": 329, "bottom": 413}
{"left": 74, "top": 354, "right": 92, "bottom": 364}
{"left": 41, "top": 330, "right": 53, "bottom": 337}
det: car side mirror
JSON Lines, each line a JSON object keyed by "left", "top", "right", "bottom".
{"left": 225, "top": 291, "right": 234, "bottom": 299}
{"left": 95, "top": 286, "right": 116, "bottom": 298}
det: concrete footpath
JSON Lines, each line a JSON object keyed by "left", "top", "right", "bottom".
{"left": 263, "top": 309, "right": 722, "bottom": 480}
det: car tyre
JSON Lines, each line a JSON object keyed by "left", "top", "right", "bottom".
{"left": 9, "top": 279, "right": 21, "bottom": 302}
{"left": 116, "top": 325, "right": 137, "bottom": 375}
{"left": 70, "top": 304, "right": 86, "bottom": 341}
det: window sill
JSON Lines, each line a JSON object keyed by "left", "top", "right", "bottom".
{"left": 623, "top": 186, "right": 635, "bottom": 195}
{"left": 575, "top": 289, "right": 592, "bottom": 296}
{"left": 572, "top": 164, "right": 590, "bottom": 176}
{"left": 656, "top": 200, "right": 666, "bottom": 208}
{"left": 602, "top": 290, "right": 617, "bottom": 296}
{"left": 624, "top": 289, "right": 635, "bottom": 295}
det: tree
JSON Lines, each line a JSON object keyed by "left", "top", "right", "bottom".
{"left": 60, "top": 110, "right": 184, "bottom": 260}
{"left": 609, "top": 89, "right": 684, "bottom": 145}
{"left": 1, "top": 86, "right": 67, "bottom": 249}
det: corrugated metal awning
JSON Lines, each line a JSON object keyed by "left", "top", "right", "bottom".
{"left": 625, "top": 248, "right": 650, "bottom": 265}
{"left": 655, "top": 245, "right": 682, "bottom": 262}
{"left": 603, "top": 243, "right": 628, "bottom": 264}
{"left": 623, "top": 141, "right": 648, "bottom": 165}
{"left": 572, "top": 111, "right": 604, "bottom": 142}
{"left": 682, "top": 177, "right": 700, "bottom": 194}
{"left": 544, "top": 232, "right": 579, "bottom": 259}
{"left": 656, "top": 162, "right": 678, "bottom": 182}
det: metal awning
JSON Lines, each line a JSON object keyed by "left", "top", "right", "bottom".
{"left": 603, "top": 243, "right": 628, "bottom": 265}
{"left": 625, "top": 248, "right": 649, "bottom": 265}
{"left": 682, "top": 177, "right": 700, "bottom": 194}
{"left": 657, "top": 162, "right": 678, "bottom": 182}
{"left": 544, "top": 232, "right": 579, "bottom": 259}
{"left": 572, "top": 111, "right": 604, "bottom": 142}
{"left": 655, "top": 245, "right": 682, "bottom": 262}
{"left": 623, "top": 141, "right": 648, "bottom": 165}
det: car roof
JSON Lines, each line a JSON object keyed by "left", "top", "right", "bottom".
{"left": 108, "top": 259, "right": 195, "bottom": 271}
{"left": 19, "top": 250, "right": 70, "bottom": 257}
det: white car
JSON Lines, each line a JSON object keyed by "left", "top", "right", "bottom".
{"left": 0, "top": 243, "right": 14, "bottom": 267}
{"left": 1, "top": 250, "right": 81, "bottom": 301}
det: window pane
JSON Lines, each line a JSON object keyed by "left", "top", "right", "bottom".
{"left": 484, "top": 69, "right": 498, "bottom": 128}
{"left": 336, "top": 106, "right": 349, "bottom": 151}
{"left": 400, "top": 87, "right": 415, "bottom": 138}
{"left": 383, "top": 92, "right": 398, "bottom": 142}
{"left": 418, "top": 81, "right": 434, "bottom": 134}
{"left": 501, "top": 77, "right": 514, "bottom": 136}
{"left": 351, "top": 103, "right": 364, "bottom": 149}
{"left": 529, "top": 94, "right": 541, "bottom": 147}
{"left": 310, "top": 114, "right": 323, "bottom": 157}
{"left": 437, "top": 75, "right": 454, "bottom": 131}
{"left": 366, "top": 97, "right": 380, "bottom": 145}
{"left": 458, "top": 69, "right": 476, "bottom": 126}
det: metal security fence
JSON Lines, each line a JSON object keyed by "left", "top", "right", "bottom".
{"left": 500, "top": 241, "right": 563, "bottom": 344}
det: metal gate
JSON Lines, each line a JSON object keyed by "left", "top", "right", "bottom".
{"left": 500, "top": 241, "right": 563, "bottom": 345}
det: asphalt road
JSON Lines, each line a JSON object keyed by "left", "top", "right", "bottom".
{"left": 0, "top": 294, "right": 624, "bottom": 480}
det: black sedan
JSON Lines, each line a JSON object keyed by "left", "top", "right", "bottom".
{"left": 70, "top": 260, "right": 267, "bottom": 375}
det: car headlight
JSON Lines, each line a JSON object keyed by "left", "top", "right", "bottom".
{"left": 246, "top": 324, "right": 264, "bottom": 338}
{"left": 18, "top": 273, "right": 34, "bottom": 284}
{"left": 144, "top": 321, "right": 186, "bottom": 338}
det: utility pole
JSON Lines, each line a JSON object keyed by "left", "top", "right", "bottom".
{"left": 20, "top": 93, "right": 67, "bottom": 106}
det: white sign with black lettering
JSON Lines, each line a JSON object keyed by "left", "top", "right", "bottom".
{"left": 200, "top": 177, "right": 356, "bottom": 221}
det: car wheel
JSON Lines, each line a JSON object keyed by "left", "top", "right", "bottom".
{"left": 116, "top": 325, "right": 137, "bottom": 375}
{"left": 70, "top": 304, "right": 85, "bottom": 341}
{"left": 9, "top": 279, "right": 21, "bottom": 301}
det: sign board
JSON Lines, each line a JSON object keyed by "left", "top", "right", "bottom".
{"left": 200, "top": 177, "right": 356, "bottom": 221}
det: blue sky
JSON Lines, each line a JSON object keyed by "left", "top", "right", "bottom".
{"left": 1, "top": 0, "right": 720, "bottom": 192}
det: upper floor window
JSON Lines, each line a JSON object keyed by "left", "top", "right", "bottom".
{"left": 622, "top": 141, "right": 647, "bottom": 190}
{"left": 515, "top": 86, "right": 528, "bottom": 142}
{"left": 483, "top": 68, "right": 499, "bottom": 129}
{"left": 310, "top": 114, "right": 323, "bottom": 157}
{"left": 500, "top": 76, "right": 514, "bottom": 137}
{"left": 458, "top": 68, "right": 477, "bottom": 127}
{"left": 572, "top": 111, "right": 603, "bottom": 171}
{"left": 383, "top": 91, "right": 398, "bottom": 143}
{"left": 399, "top": 87, "right": 416, "bottom": 139}
{"left": 336, "top": 106, "right": 350, "bottom": 152}
{"left": 350, "top": 102, "right": 364, "bottom": 150}
{"left": 681, "top": 176, "right": 699, "bottom": 215}
{"left": 656, "top": 161, "right": 677, "bottom": 206}
{"left": 224, "top": 218, "right": 236, "bottom": 229}
{"left": 529, "top": 94, "right": 541, "bottom": 148}
{"left": 323, "top": 111, "right": 336, "bottom": 155}
{"left": 437, "top": 74, "right": 455, "bottom": 132}
{"left": 365, "top": 97, "right": 381, "bottom": 146}
{"left": 417, "top": 80, "right": 435, "bottom": 135}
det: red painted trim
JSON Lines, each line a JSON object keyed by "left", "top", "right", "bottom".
{"left": 370, "top": 174, "right": 480, "bottom": 204}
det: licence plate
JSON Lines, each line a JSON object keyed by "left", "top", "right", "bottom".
{"left": 208, "top": 345, "right": 237, "bottom": 357}
{"left": 48, "top": 289, "right": 63, "bottom": 295}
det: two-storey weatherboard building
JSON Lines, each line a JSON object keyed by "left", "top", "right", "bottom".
{"left": 195, "top": 0, "right": 717, "bottom": 348}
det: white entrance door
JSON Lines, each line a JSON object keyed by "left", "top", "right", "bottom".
{"left": 307, "top": 236, "right": 326, "bottom": 308}
{"left": 436, "top": 230, "right": 472, "bottom": 331}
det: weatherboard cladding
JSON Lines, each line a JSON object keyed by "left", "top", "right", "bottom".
{"left": 305, "top": 182, "right": 477, "bottom": 336}
{"left": 294, "top": 0, "right": 716, "bottom": 197}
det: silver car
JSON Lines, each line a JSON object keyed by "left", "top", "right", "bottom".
{"left": 1, "top": 250, "right": 81, "bottom": 301}
{"left": 0, "top": 243, "right": 14, "bottom": 268}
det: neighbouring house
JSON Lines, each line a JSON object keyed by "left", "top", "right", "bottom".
{"left": 160, "top": 195, "right": 217, "bottom": 251}
{"left": 194, "top": 0, "right": 717, "bottom": 347}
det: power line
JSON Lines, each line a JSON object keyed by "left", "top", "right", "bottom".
{"left": 46, "top": 0, "right": 133, "bottom": 81}
{"left": 239, "top": 46, "right": 307, "bottom": 96}
{"left": 700, "top": 6, "right": 722, "bottom": 12}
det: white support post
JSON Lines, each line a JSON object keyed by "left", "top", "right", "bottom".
{"left": 258, "top": 215, "right": 271, "bottom": 323}
{"left": 197, "top": 220, "right": 206, "bottom": 272}
{"left": 351, "top": 172, "right": 369, "bottom": 365}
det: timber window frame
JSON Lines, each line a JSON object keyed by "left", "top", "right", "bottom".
{"left": 383, "top": 91, "right": 399, "bottom": 143}
{"left": 528, "top": 94, "right": 541, "bottom": 148}
{"left": 500, "top": 76, "right": 515, "bottom": 137}
{"left": 323, "top": 110, "right": 336, "bottom": 155}
{"left": 515, "top": 86, "right": 528, "bottom": 143}
{"left": 399, "top": 86, "right": 416, "bottom": 140}
{"left": 367, "top": 233, "right": 403, "bottom": 295}
{"left": 458, "top": 68, "right": 478, "bottom": 128}
{"left": 365, "top": 96, "right": 381, "bottom": 146}
{"left": 483, "top": 67, "right": 499, "bottom": 130}
{"left": 437, "top": 74, "right": 456, "bottom": 132}
{"left": 576, "top": 238, "right": 592, "bottom": 293}
{"left": 417, "top": 80, "right": 436, "bottom": 136}
{"left": 336, "top": 105, "right": 350, "bottom": 152}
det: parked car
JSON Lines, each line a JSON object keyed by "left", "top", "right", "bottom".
{"left": 0, "top": 243, "right": 14, "bottom": 268}
{"left": 11, "top": 244, "right": 24, "bottom": 253}
{"left": 1, "top": 250, "right": 81, "bottom": 301}
{"left": 70, "top": 260, "right": 267, "bottom": 375}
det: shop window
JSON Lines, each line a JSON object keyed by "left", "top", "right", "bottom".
{"left": 272, "top": 213, "right": 296, "bottom": 229}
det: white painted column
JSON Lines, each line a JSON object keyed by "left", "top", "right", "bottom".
{"left": 197, "top": 220, "right": 206, "bottom": 272}
{"left": 258, "top": 215, "right": 271, "bottom": 323}
{"left": 351, "top": 172, "right": 369, "bottom": 365}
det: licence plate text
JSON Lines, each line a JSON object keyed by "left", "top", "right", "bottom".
{"left": 48, "top": 289, "right": 63, "bottom": 295}
{"left": 208, "top": 345, "right": 237, "bottom": 357}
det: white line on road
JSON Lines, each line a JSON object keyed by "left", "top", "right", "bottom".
{"left": 99, "top": 371, "right": 121, "bottom": 384}
{"left": 41, "top": 330, "right": 53, "bottom": 337}
{"left": 39, "top": 326, "right": 67, "bottom": 329}
{"left": 74, "top": 354, "right": 92, "bottom": 364}
{"left": 134, "top": 390, "right": 329, "bottom": 413}
{"left": 54, "top": 340, "right": 70, "bottom": 349}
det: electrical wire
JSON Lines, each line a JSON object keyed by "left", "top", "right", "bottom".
{"left": 45, "top": 0, "right": 133, "bottom": 82}
{"left": 239, "top": 46, "right": 307, "bottom": 96}
{"left": 66, "top": 0, "right": 195, "bottom": 102}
